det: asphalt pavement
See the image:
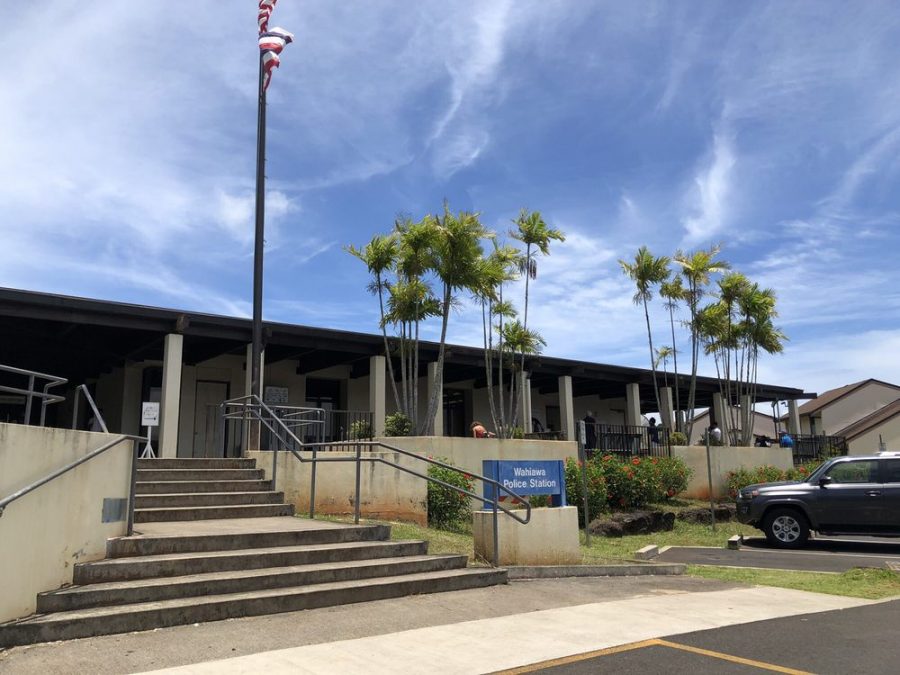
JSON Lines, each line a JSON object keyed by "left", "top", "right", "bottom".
{"left": 656, "top": 535, "right": 900, "bottom": 573}
{"left": 515, "top": 597, "right": 900, "bottom": 674}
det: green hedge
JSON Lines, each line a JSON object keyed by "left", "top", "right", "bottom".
{"left": 565, "top": 455, "right": 693, "bottom": 515}
{"left": 725, "top": 461, "right": 822, "bottom": 498}
{"left": 426, "top": 458, "right": 474, "bottom": 529}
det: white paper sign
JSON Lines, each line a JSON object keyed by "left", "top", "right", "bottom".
{"left": 141, "top": 402, "right": 160, "bottom": 427}
{"left": 264, "top": 386, "right": 289, "bottom": 405}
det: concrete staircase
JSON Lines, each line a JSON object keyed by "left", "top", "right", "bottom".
{"left": 0, "top": 458, "right": 506, "bottom": 647}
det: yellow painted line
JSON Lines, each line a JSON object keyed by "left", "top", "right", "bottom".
{"left": 492, "top": 638, "right": 812, "bottom": 674}
{"left": 491, "top": 639, "right": 660, "bottom": 674}
{"left": 654, "top": 639, "right": 812, "bottom": 674}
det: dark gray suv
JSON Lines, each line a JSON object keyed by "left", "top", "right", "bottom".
{"left": 735, "top": 453, "right": 900, "bottom": 548}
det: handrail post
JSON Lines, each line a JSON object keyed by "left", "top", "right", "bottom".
{"left": 24, "top": 374, "right": 35, "bottom": 424}
{"left": 354, "top": 441, "right": 362, "bottom": 524}
{"left": 492, "top": 483, "right": 499, "bottom": 568}
{"left": 72, "top": 392, "right": 81, "bottom": 431}
{"left": 127, "top": 438, "right": 139, "bottom": 536}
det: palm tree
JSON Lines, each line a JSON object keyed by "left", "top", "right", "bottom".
{"left": 345, "top": 234, "right": 401, "bottom": 413}
{"left": 672, "top": 245, "right": 730, "bottom": 441}
{"left": 474, "top": 241, "right": 520, "bottom": 437}
{"left": 500, "top": 320, "right": 546, "bottom": 435}
{"left": 619, "top": 246, "right": 671, "bottom": 418}
{"left": 422, "top": 204, "right": 492, "bottom": 435}
{"left": 655, "top": 345, "right": 674, "bottom": 389}
{"left": 659, "top": 276, "right": 685, "bottom": 429}
{"left": 509, "top": 209, "right": 564, "bottom": 428}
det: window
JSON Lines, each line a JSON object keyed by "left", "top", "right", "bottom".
{"left": 827, "top": 460, "right": 878, "bottom": 484}
{"left": 884, "top": 460, "right": 900, "bottom": 484}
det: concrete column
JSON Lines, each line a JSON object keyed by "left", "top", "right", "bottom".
{"left": 517, "top": 371, "right": 532, "bottom": 434}
{"left": 712, "top": 392, "right": 728, "bottom": 444}
{"left": 625, "top": 383, "right": 641, "bottom": 427}
{"left": 427, "top": 360, "right": 442, "bottom": 437}
{"left": 159, "top": 334, "right": 183, "bottom": 458}
{"left": 370, "top": 355, "right": 387, "bottom": 437}
{"left": 558, "top": 376, "right": 575, "bottom": 442}
{"left": 660, "top": 386, "right": 675, "bottom": 432}
{"left": 788, "top": 399, "right": 801, "bottom": 436}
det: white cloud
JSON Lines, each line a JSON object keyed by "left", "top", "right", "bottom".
{"left": 681, "top": 133, "right": 736, "bottom": 244}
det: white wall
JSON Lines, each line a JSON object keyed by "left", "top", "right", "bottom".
{"left": 0, "top": 424, "right": 133, "bottom": 622}
{"left": 673, "top": 445, "right": 794, "bottom": 500}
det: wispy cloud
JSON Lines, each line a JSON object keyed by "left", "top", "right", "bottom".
{"left": 681, "top": 133, "right": 735, "bottom": 244}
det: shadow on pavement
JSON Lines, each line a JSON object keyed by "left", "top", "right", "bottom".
{"left": 741, "top": 535, "right": 900, "bottom": 556}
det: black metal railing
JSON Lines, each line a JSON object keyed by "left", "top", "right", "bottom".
{"left": 219, "top": 395, "right": 530, "bottom": 567}
{"left": 0, "top": 363, "right": 67, "bottom": 426}
{"left": 790, "top": 434, "right": 848, "bottom": 465}
{"left": 585, "top": 423, "right": 671, "bottom": 458}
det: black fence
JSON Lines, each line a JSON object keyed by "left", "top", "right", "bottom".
{"left": 790, "top": 434, "right": 848, "bottom": 465}
{"left": 257, "top": 408, "right": 374, "bottom": 452}
{"left": 585, "top": 423, "right": 671, "bottom": 459}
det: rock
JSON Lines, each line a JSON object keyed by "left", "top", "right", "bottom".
{"left": 676, "top": 504, "right": 736, "bottom": 524}
{"left": 587, "top": 509, "right": 676, "bottom": 537}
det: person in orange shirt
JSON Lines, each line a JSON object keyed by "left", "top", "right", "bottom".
{"left": 470, "top": 421, "right": 495, "bottom": 438}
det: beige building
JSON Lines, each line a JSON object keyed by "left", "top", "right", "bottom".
{"left": 796, "top": 379, "right": 900, "bottom": 436}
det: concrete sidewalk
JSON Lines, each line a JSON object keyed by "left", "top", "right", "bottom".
{"left": 0, "top": 576, "right": 870, "bottom": 674}
{"left": 142, "top": 586, "right": 868, "bottom": 674}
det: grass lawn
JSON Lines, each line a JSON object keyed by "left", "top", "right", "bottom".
{"left": 689, "top": 565, "right": 900, "bottom": 599}
{"left": 298, "top": 512, "right": 900, "bottom": 600}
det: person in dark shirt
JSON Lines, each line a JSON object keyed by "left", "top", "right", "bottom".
{"left": 583, "top": 411, "right": 597, "bottom": 450}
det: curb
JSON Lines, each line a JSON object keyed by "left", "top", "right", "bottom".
{"left": 506, "top": 563, "right": 686, "bottom": 579}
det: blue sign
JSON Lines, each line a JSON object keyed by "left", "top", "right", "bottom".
{"left": 482, "top": 460, "right": 567, "bottom": 507}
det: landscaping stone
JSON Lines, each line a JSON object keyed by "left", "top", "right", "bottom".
{"left": 675, "top": 504, "right": 736, "bottom": 525}
{"left": 587, "top": 510, "right": 675, "bottom": 537}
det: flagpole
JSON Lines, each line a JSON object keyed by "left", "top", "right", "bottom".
{"left": 251, "top": 51, "right": 266, "bottom": 406}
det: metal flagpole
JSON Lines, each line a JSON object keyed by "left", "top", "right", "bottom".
{"left": 251, "top": 52, "right": 267, "bottom": 403}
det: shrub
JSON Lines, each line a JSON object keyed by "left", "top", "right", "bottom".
{"left": 426, "top": 458, "right": 474, "bottom": 529}
{"left": 725, "top": 464, "right": 794, "bottom": 498}
{"left": 383, "top": 412, "right": 412, "bottom": 437}
{"left": 348, "top": 419, "right": 372, "bottom": 440}
{"left": 598, "top": 455, "right": 659, "bottom": 509}
{"left": 669, "top": 431, "right": 688, "bottom": 446}
{"left": 564, "top": 457, "right": 607, "bottom": 525}
{"left": 656, "top": 456, "right": 693, "bottom": 499}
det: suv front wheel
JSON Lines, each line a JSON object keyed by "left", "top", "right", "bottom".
{"left": 763, "top": 507, "right": 809, "bottom": 549}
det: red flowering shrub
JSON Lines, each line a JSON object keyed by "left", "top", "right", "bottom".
{"left": 564, "top": 457, "right": 607, "bottom": 525}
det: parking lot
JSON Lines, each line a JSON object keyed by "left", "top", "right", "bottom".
{"left": 656, "top": 535, "right": 900, "bottom": 573}
{"left": 505, "top": 597, "right": 900, "bottom": 674}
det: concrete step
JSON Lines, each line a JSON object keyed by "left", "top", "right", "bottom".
{"left": 134, "top": 479, "right": 272, "bottom": 494}
{"left": 134, "top": 492, "right": 285, "bottom": 509}
{"left": 137, "top": 458, "right": 256, "bottom": 470}
{"left": 38, "top": 555, "right": 469, "bottom": 612}
{"left": 108, "top": 523, "right": 391, "bottom": 557}
{"left": 1, "top": 568, "right": 507, "bottom": 647}
{"left": 135, "top": 468, "right": 265, "bottom": 482}
{"left": 134, "top": 503, "right": 294, "bottom": 523}
{"left": 77, "top": 540, "right": 429, "bottom": 583}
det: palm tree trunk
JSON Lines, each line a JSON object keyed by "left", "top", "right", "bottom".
{"left": 423, "top": 286, "right": 452, "bottom": 435}
{"left": 376, "top": 275, "right": 401, "bottom": 414}
{"left": 668, "top": 305, "right": 682, "bottom": 432}
{"left": 643, "top": 297, "right": 662, "bottom": 417}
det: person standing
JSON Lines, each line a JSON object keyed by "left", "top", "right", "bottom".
{"left": 583, "top": 411, "right": 597, "bottom": 450}
{"left": 709, "top": 423, "right": 722, "bottom": 444}
{"left": 647, "top": 416, "right": 660, "bottom": 445}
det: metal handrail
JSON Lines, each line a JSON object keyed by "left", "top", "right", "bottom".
{"left": 72, "top": 384, "right": 109, "bottom": 433}
{"left": 221, "top": 395, "right": 531, "bottom": 567}
{"left": 0, "top": 433, "right": 144, "bottom": 536}
{"left": 0, "top": 363, "right": 68, "bottom": 426}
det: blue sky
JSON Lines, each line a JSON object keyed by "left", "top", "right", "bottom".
{"left": 2, "top": 1, "right": 900, "bottom": 398}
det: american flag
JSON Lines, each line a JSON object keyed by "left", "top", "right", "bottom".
{"left": 258, "top": 1, "right": 292, "bottom": 91}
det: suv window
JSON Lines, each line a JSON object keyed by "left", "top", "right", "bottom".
{"left": 884, "top": 459, "right": 900, "bottom": 484}
{"left": 827, "top": 460, "right": 878, "bottom": 484}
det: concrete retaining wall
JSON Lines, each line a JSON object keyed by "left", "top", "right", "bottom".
{"left": 251, "top": 450, "right": 428, "bottom": 525}
{"left": 673, "top": 444, "right": 793, "bottom": 500}
{"left": 0, "top": 424, "right": 132, "bottom": 623}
